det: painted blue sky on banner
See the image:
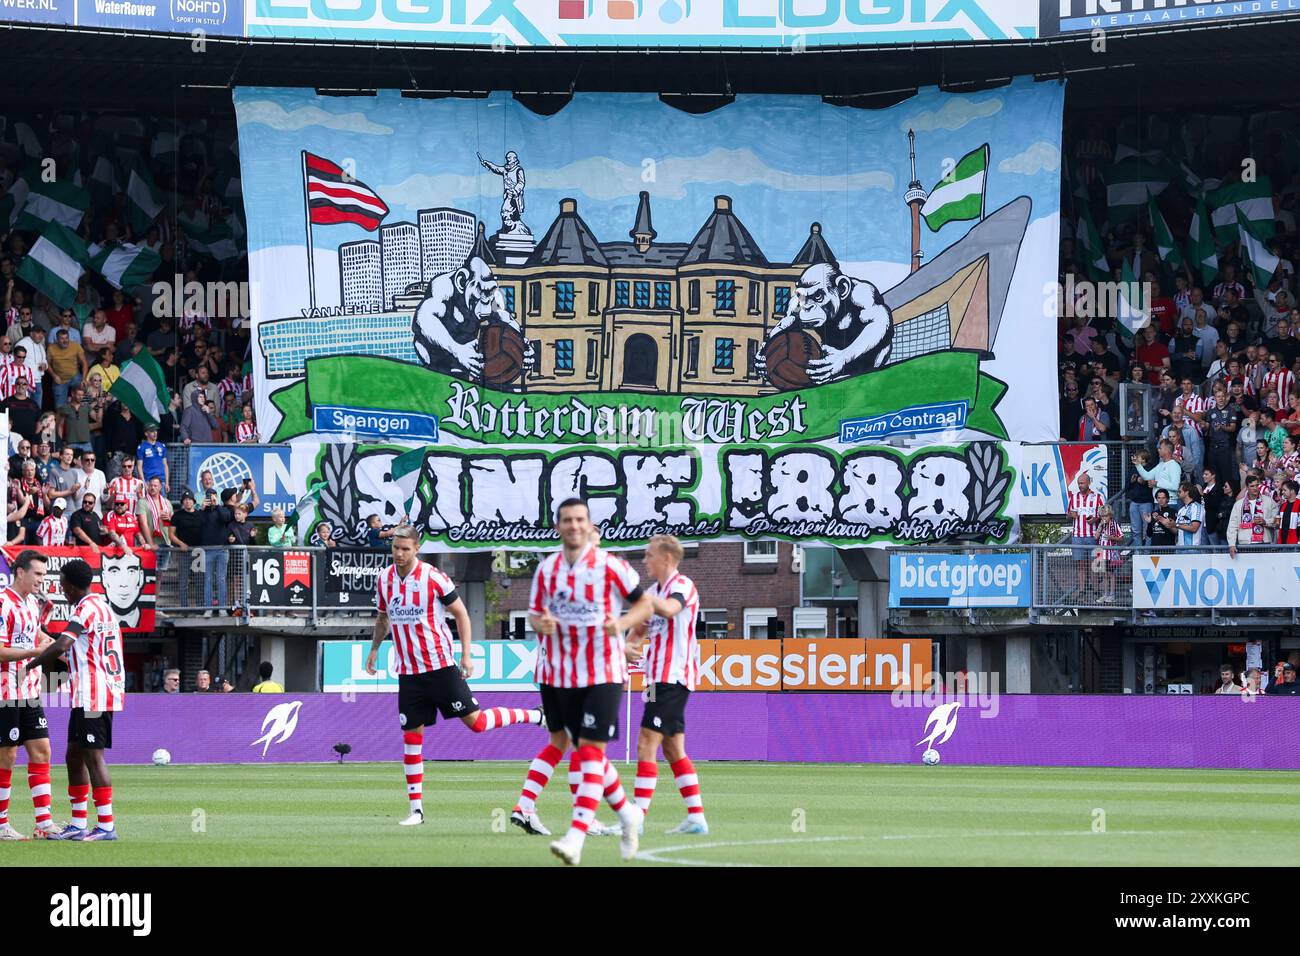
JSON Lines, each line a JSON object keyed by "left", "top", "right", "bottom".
{"left": 234, "top": 78, "right": 1062, "bottom": 268}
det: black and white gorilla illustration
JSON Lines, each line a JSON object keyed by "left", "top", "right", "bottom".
{"left": 411, "top": 256, "right": 535, "bottom": 378}
{"left": 759, "top": 263, "right": 894, "bottom": 384}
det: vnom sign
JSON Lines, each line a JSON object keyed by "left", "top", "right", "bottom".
{"left": 1131, "top": 552, "right": 1300, "bottom": 609}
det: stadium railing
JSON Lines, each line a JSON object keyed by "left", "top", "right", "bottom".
{"left": 157, "top": 546, "right": 380, "bottom": 623}
{"left": 155, "top": 546, "right": 250, "bottom": 616}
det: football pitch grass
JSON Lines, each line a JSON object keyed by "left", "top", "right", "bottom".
{"left": 6, "top": 761, "right": 1299, "bottom": 866}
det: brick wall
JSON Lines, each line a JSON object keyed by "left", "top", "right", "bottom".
{"left": 489, "top": 541, "right": 803, "bottom": 638}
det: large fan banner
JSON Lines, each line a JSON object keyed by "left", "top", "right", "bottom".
{"left": 235, "top": 81, "right": 1062, "bottom": 549}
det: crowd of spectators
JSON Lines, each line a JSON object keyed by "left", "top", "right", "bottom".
{"left": 1060, "top": 140, "right": 1300, "bottom": 556}
{"left": 0, "top": 111, "right": 260, "bottom": 536}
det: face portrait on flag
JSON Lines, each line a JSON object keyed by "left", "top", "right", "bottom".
{"left": 102, "top": 548, "right": 146, "bottom": 630}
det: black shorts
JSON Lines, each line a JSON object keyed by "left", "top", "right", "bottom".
{"left": 641, "top": 683, "right": 690, "bottom": 736}
{"left": 398, "top": 667, "right": 478, "bottom": 730}
{"left": 539, "top": 683, "right": 623, "bottom": 743}
{"left": 68, "top": 708, "right": 113, "bottom": 750}
{"left": 0, "top": 700, "right": 49, "bottom": 746}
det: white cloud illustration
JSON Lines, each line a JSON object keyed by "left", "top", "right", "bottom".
{"left": 998, "top": 141, "right": 1060, "bottom": 176}
{"left": 235, "top": 101, "right": 394, "bottom": 136}
{"left": 902, "top": 97, "right": 1002, "bottom": 133}
{"left": 379, "top": 147, "right": 892, "bottom": 210}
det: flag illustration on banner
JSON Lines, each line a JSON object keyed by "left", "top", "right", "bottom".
{"left": 303, "top": 152, "right": 389, "bottom": 230}
{"left": 922, "top": 144, "right": 987, "bottom": 232}
{"left": 111, "top": 350, "right": 172, "bottom": 427}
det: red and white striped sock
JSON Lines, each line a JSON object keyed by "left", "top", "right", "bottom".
{"left": 92, "top": 786, "right": 114, "bottom": 832}
{"left": 68, "top": 784, "right": 90, "bottom": 831}
{"left": 27, "top": 762, "right": 51, "bottom": 826}
{"left": 601, "top": 758, "right": 628, "bottom": 813}
{"left": 566, "top": 745, "right": 604, "bottom": 840}
{"left": 568, "top": 755, "right": 581, "bottom": 796}
{"left": 515, "top": 744, "right": 563, "bottom": 815}
{"left": 0, "top": 768, "right": 11, "bottom": 827}
{"left": 671, "top": 757, "right": 705, "bottom": 821}
{"left": 633, "top": 760, "right": 658, "bottom": 813}
{"left": 470, "top": 707, "right": 537, "bottom": 733}
{"left": 403, "top": 731, "right": 424, "bottom": 815}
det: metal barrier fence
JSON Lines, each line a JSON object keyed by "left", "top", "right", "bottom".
{"left": 157, "top": 546, "right": 379, "bottom": 621}
{"left": 156, "top": 546, "right": 250, "bottom": 615}
{"left": 888, "top": 543, "right": 1300, "bottom": 616}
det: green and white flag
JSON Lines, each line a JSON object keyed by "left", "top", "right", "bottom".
{"left": 109, "top": 350, "right": 171, "bottom": 427}
{"left": 921, "top": 145, "right": 987, "bottom": 232}
{"left": 0, "top": 172, "right": 31, "bottom": 229}
{"left": 1147, "top": 197, "right": 1184, "bottom": 271}
{"left": 125, "top": 158, "right": 165, "bottom": 234}
{"left": 150, "top": 129, "right": 178, "bottom": 165}
{"left": 13, "top": 177, "right": 88, "bottom": 232}
{"left": 1237, "top": 208, "right": 1280, "bottom": 289}
{"left": 391, "top": 447, "right": 426, "bottom": 515}
{"left": 182, "top": 219, "right": 240, "bottom": 262}
{"left": 13, "top": 122, "right": 42, "bottom": 160}
{"left": 16, "top": 223, "right": 87, "bottom": 310}
{"left": 90, "top": 155, "right": 118, "bottom": 209}
{"left": 89, "top": 240, "right": 161, "bottom": 292}
{"left": 1207, "top": 178, "right": 1274, "bottom": 240}
{"left": 1113, "top": 137, "right": 1163, "bottom": 165}
{"left": 1188, "top": 197, "right": 1219, "bottom": 286}
{"left": 1076, "top": 203, "right": 1108, "bottom": 280}
{"left": 1105, "top": 160, "right": 1169, "bottom": 222}
{"left": 1116, "top": 258, "right": 1149, "bottom": 343}
{"left": 285, "top": 480, "right": 328, "bottom": 530}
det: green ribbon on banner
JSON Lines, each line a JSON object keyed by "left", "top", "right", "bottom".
{"left": 271, "top": 350, "right": 1008, "bottom": 444}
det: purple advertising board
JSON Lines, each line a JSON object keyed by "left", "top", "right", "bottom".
{"left": 14, "top": 692, "right": 1300, "bottom": 769}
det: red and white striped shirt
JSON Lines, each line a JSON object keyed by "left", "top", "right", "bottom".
{"left": 1068, "top": 490, "right": 1103, "bottom": 538}
{"left": 528, "top": 544, "right": 642, "bottom": 688}
{"left": 140, "top": 492, "right": 172, "bottom": 540}
{"left": 36, "top": 514, "right": 68, "bottom": 547}
{"left": 0, "top": 587, "right": 41, "bottom": 702}
{"left": 0, "top": 362, "right": 36, "bottom": 400}
{"left": 217, "top": 376, "right": 244, "bottom": 404}
{"left": 236, "top": 421, "right": 258, "bottom": 443}
{"left": 642, "top": 571, "right": 700, "bottom": 690}
{"left": 1177, "top": 391, "right": 1209, "bottom": 435}
{"left": 66, "top": 593, "right": 125, "bottom": 713}
{"left": 376, "top": 561, "right": 458, "bottom": 675}
{"left": 1262, "top": 368, "right": 1295, "bottom": 405}
{"left": 106, "top": 475, "right": 145, "bottom": 507}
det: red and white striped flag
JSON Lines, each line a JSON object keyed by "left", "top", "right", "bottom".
{"left": 304, "top": 152, "right": 389, "bottom": 231}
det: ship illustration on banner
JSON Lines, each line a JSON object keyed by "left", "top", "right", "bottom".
{"left": 262, "top": 132, "right": 1028, "bottom": 444}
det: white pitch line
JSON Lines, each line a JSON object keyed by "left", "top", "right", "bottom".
{"left": 636, "top": 830, "right": 1205, "bottom": 866}
{"left": 636, "top": 835, "right": 866, "bottom": 866}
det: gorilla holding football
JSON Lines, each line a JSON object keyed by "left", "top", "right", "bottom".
{"left": 758, "top": 263, "right": 894, "bottom": 385}
{"left": 411, "top": 256, "right": 535, "bottom": 378}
